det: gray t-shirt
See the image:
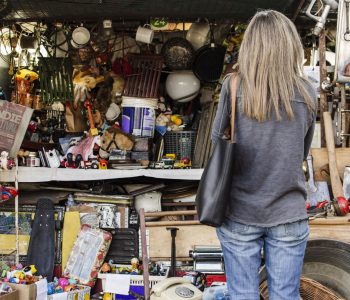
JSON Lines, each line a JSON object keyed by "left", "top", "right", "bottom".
{"left": 211, "top": 75, "right": 316, "bottom": 227}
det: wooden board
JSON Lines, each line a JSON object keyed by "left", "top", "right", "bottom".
{"left": 148, "top": 217, "right": 350, "bottom": 260}
{"left": 148, "top": 225, "right": 219, "bottom": 260}
{"left": 311, "top": 148, "right": 350, "bottom": 180}
{"left": 0, "top": 234, "right": 30, "bottom": 255}
{"left": 62, "top": 211, "right": 81, "bottom": 270}
{"left": 309, "top": 225, "right": 350, "bottom": 244}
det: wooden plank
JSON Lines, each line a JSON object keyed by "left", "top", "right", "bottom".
{"left": 324, "top": 112, "right": 344, "bottom": 198}
{"left": 148, "top": 225, "right": 219, "bottom": 259}
{"left": 310, "top": 225, "right": 350, "bottom": 244}
{"left": 311, "top": 148, "right": 350, "bottom": 180}
{"left": 145, "top": 210, "right": 197, "bottom": 217}
{"left": 309, "top": 215, "right": 350, "bottom": 225}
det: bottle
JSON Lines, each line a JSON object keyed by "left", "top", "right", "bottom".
{"left": 0, "top": 87, "right": 6, "bottom": 100}
{"left": 66, "top": 194, "right": 76, "bottom": 207}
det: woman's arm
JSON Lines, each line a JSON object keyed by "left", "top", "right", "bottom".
{"left": 304, "top": 118, "right": 315, "bottom": 160}
{"left": 211, "top": 76, "right": 231, "bottom": 144}
{"left": 304, "top": 84, "right": 317, "bottom": 160}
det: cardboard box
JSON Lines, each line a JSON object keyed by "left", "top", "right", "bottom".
{"left": 0, "top": 290, "right": 19, "bottom": 300}
{"left": 6, "top": 283, "right": 36, "bottom": 300}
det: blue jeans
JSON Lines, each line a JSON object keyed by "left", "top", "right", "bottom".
{"left": 216, "top": 219, "right": 309, "bottom": 300}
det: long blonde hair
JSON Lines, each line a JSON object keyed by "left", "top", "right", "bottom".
{"left": 238, "top": 10, "right": 315, "bottom": 121}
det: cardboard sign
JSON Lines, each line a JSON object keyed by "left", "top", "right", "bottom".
{"left": 0, "top": 101, "right": 33, "bottom": 157}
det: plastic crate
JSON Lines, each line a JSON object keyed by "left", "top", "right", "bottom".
{"left": 164, "top": 130, "right": 197, "bottom": 160}
{"left": 48, "top": 285, "right": 91, "bottom": 300}
{"left": 98, "top": 272, "right": 167, "bottom": 290}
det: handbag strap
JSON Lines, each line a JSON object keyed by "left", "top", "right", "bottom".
{"left": 231, "top": 74, "right": 240, "bottom": 143}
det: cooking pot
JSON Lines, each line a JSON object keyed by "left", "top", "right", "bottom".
{"left": 71, "top": 26, "right": 90, "bottom": 49}
{"left": 186, "top": 21, "right": 210, "bottom": 50}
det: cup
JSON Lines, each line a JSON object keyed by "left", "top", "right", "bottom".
{"left": 135, "top": 24, "right": 154, "bottom": 44}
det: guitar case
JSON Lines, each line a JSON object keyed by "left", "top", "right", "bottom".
{"left": 27, "top": 198, "right": 55, "bottom": 281}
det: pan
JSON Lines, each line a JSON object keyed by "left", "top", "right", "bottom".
{"left": 192, "top": 25, "right": 226, "bottom": 83}
{"left": 161, "top": 37, "right": 194, "bottom": 70}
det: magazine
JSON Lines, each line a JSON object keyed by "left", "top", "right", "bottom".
{"left": 0, "top": 101, "right": 33, "bottom": 157}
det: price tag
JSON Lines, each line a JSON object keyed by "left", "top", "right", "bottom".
{"left": 150, "top": 18, "right": 169, "bottom": 31}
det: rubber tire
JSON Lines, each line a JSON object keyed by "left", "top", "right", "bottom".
{"left": 259, "top": 239, "right": 350, "bottom": 299}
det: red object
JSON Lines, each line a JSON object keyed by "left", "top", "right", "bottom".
{"left": 316, "top": 200, "right": 329, "bottom": 209}
{"left": 206, "top": 274, "right": 227, "bottom": 287}
{"left": 112, "top": 58, "right": 133, "bottom": 77}
{"left": 335, "top": 196, "right": 349, "bottom": 216}
{"left": 182, "top": 157, "right": 190, "bottom": 164}
{"left": 306, "top": 202, "right": 311, "bottom": 210}
{"left": 7, "top": 187, "right": 18, "bottom": 198}
{"left": 53, "top": 265, "right": 62, "bottom": 279}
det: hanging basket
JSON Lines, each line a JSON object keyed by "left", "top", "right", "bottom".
{"left": 260, "top": 277, "right": 343, "bottom": 300}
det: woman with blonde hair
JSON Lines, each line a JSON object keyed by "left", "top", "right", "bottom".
{"left": 211, "top": 10, "right": 316, "bottom": 300}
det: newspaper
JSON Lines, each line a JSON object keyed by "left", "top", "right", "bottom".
{"left": 0, "top": 100, "right": 33, "bottom": 157}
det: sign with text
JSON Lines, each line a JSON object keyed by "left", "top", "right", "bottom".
{"left": 0, "top": 101, "right": 33, "bottom": 157}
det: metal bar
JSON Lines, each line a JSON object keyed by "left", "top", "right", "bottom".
{"left": 340, "top": 85, "right": 347, "bottom": 147}
{"left": 149, "top": 59, "right": 158, "bottom": 98}
{"left": 292, "top": 0, "right": 307, "bottom": 21}
{"left": 144, "top": 58, "right": 153, "bottom": 98}
{"left": 139, "top": 209, "right": 150, "bottom": 300}
{"left": 15, "top": 157, "right": 19, "bottom": 264}
{"left": 146, "top": 220, "right": 201, "bottom": 227}
{"left": 319, "top": 27, "right": 328, "bottom": 147}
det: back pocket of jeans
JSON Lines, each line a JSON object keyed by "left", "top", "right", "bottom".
{"left": 284, "top": 220, "right": 309, "bottom": 238}
{"left": 228, "top": 221, "right": 249, "bottom": 233}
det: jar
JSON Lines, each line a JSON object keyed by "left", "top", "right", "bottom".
{"left": 26, "top": 152, "right": 40, "bottom": 167}
{"left": 33, "top": 93, "right": 43, "bottom": 110}
{"left": 23, "top": 93, "right": 34, "bottom": 108}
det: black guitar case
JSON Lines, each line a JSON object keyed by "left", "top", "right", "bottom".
{"left": 27, "top": 198, "right": 55, "bottom": 281}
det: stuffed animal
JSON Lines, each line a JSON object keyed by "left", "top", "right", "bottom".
{"left": 0, "top": 151, "right": 9, "bottom": 170}
{"left": 110, "top": 74, "right": 125, "bottom": 103}
{"left": 99, "top": 127, "right": 134, "bottom": 159}
{"left": 73, "top": 67, "right": 105, "bottom": 108}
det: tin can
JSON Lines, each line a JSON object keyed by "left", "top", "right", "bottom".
{"left": 26, "top": 152, "right": 40, "bottom": 167}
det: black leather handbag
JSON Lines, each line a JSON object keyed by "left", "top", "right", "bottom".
{"left": 196, "top": 75, "right": 239, "bottom": 227}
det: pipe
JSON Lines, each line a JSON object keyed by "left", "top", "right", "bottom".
{"left": 305, "top": 0, "right": 339, "bottom": 35}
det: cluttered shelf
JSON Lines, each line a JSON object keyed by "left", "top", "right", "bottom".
{"left": 15, "top": 167, "right": 204, "bottom": 182}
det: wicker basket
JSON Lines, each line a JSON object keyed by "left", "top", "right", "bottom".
{"left": 260, "top": 277, "right": 343, "bottom": 300}
{"left": 164, "top": 130, "right": 197, "bottom": 160}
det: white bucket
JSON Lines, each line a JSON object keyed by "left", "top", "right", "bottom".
{"left": 121, "top": 96, "right": 158, "bottom": 137}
